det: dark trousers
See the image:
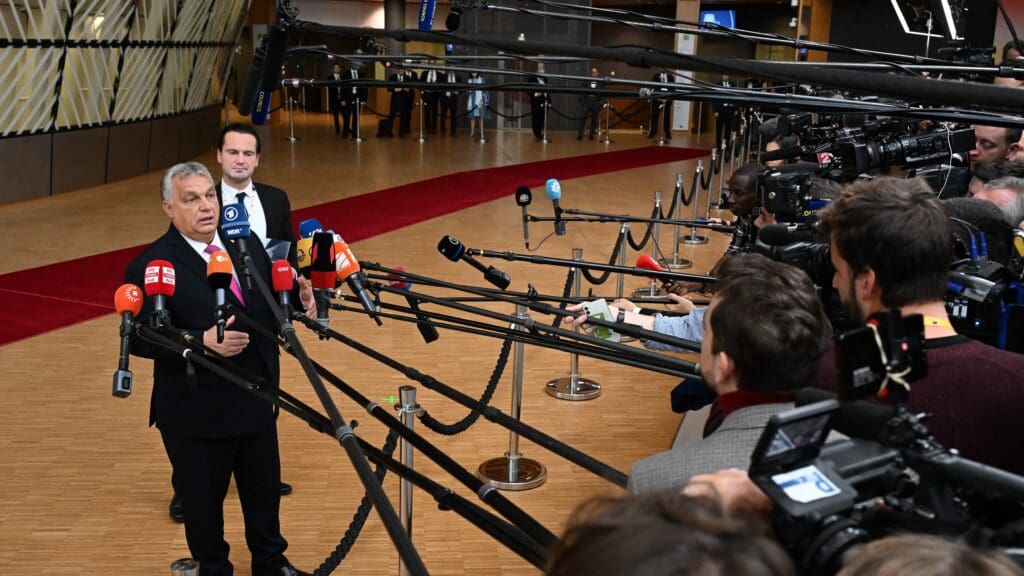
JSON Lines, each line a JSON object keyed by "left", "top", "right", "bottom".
{"left": 530, "top": 100, "right": 545, "bottom": 138}
{"left": 648, "top": 99, "right": 671, "bottom": 138}
{"left": 440, "top": 96, "right": 458, "bottom": 133}
{"left": 161, "top": 425, "right": 288, "bottom": 576}
{"left": 340, "top": 99, "right": 357, "bottom": 136}
{"left": 715, "top": 113, "right": 735, "bottom": 149}
{"left": 330, "top": 98, "right": 343, "bottom": 134}
{"left": 389, "top": 97, "right": 412, "bottom": 136}
{"left": 423, "top": 94, "right": 439, "bottom": 131}
{"left": 578, "top": 104, "right": 601, "bottom": 137}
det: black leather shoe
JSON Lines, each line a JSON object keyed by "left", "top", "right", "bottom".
{"left": 280, "top": 482, "right": 292, "bottom": 496}
{"left": 254, "top": 564, "right": 311, "bottom": 576}
{"left": 169, "top": 493, "right": 184, "bottom": 523}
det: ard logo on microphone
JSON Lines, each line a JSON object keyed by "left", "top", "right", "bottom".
{"left": 224, "top": 205, "right": 241, "bottom": 222}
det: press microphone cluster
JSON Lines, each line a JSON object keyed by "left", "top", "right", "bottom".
{"left": 221, "top": 203, "right": 253, "bottom": 290}
{"left": 207, "top": 250, "right": 233, "bottom": 343}
{"left": 310, "top": 232, "right": 336, "bottom": 331}
{"left": 112, "top": 283, "right": 143, "bottom": 398}
{"left": 298, "top": 217, "right": 382, "bottom": 326}
{"left": 438, "top": 235, "right": 512, "bottom": 290}
{"left": 546, "top": 178, "right": 566, "bottom": 236}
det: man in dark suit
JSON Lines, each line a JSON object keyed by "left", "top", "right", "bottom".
{"left": 648, "top": 71, "right": 673, "bottom": 140}
{"left": 340, "top": 64, "right": 368, "bottom": 139}
{"left": 164, "top": 123, "right": 303, "bottom": 524}
{"left": 712, "top": 74, "right": 737, "bottom": 150}
{"left": 528, "top": 64, "right": 550, "bottom": 141}
{"left": 419, "top": 65, "right": 441, "bottom": 133}
{"left": 439, "top": 68, "right": 460, "bottom": 136}
{"left": 124, "top": 161, "right": 312, "bottom": 576}
{"left": 326, "top": 63, "right": 346, "bottom": 135}
{"left": 577, "top": 67, "right": 604, "bottom": 141}
{"left": 387, "top": 66, "right": 415, "bottom": 137}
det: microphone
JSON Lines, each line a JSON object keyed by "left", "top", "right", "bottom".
{"left": 296, "top": 236, "right": 313, "bottom": 278}
{"left": 437, "top": 235, "right": 512, "bottom": 290}
{"left": 221, "top": 202, "right": 253, "bottom": 289}
{"left": 251, "top": 80, "right": 273, "bottom": 125}
{"left": 758, "top": 224, "right": 816, "bottom": 246}
{"left": 260, "top": 12, "right": 291, "bottom": 100}
{"left": 545, "top": 178, "right": 566, "bottom": 236}
{"left": 515, "top": 185, "right": 532, "bottom": 249}
{"left": 271, "top": 258, "right": 294, "bottom": 312}
{"left": 445, "top": 4, "right": 462, "bottom": 30}
{"left": 310, "top": 232, "right": 336, "bottom": 330}
{"left": 298, "top": 217, "right": 325, "bottom": 239}
{"left": 418, "top": 0, "right": 437, "bottom": 30}
{"left": 760, "top": 146, "right": 803, "bottom": 163}
{"left": 143, "top": 259, "right": 175, "bottom": 328}
{"left": 206, "top": 250, "right": 233, "bottom": 343}
{"left": 636, "top": 254, "right": 663, "bottom": 277}
{"left": 389, "top": 267, "right": 439, "bottom": 343}
{"left": 336, "top": 236, "right": 383, "bottom": 325}
{"left": 112, "top": 283, "right": 143, "bottom": 398}
{"left": 238, "top": 36, "right": 267, "bottom": 116}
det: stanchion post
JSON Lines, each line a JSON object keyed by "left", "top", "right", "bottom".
{"left": 684, "top": 161, "right": 709, "bottom": 245}
{"left": 286, "top": 86, "right": 299, "bottom": 142}
{"left": 601, "top": 102, "right": 614, "bottom": 144}
{"left": 354, "top": 99, "right": 364, "bottom": 142}
{"left": 728, "top": 130, "right": 737, "bottom": 175}
{"left": 541, "top": 101, "right": 551, "bottom": 143}
{"left": 656, "top": 102, "right": 666, "bottom": 146}
{"left": 633, "top": 192, "right": 664, "bottom": 300}
{"left": 417, "top": 98, "right": 426, "bottom": 143}
{"left": 547, "top": 251, "right": 602, "bottom": 400}
{"left": 478, "top": 306, "right": 548, "bottom": 489}
{"left": 712, "top": 141, "right": 727, "bottom": 219}
{"left": 396, "top": 385, "right": 421, "bottom": 576}
{"left": 695, "top": 101, "right": 704, "bottom": 147}
{"left": 616, "top": 224, "right": 638, "bottom": 343}
{"left": 478, "top": 106, "right": 488, "bottom": 143}
{"left": 662, "top": 173, "right": 694, "bottom": 269}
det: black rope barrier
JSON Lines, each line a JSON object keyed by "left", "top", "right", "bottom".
{"left": 547, "top": 103, "right": 587, "bottom": 121}
{"left": 314, "top": 429, "right": 400, "bottom": 576}
{"left": 580, "top": 230, "right": 626, "bottom": 285}
{"left": 699, "top": 161, "right": 715, "bottom": 190}
{"left": 418, "top": 337, "right": 513, "bottom": 435}
{"left": 608, "top": 100, "right": 650, "bottom": 123}
{"left": 486, "top": 105, "right": 532, "bottom": 120}
{"left": 626, "top": 204, "right": 661, "bottom": 252}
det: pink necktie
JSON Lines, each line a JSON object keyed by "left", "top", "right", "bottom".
{"left": 204, "top": 244, "right": 245, "bottom": 306}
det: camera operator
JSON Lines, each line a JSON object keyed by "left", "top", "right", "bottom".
{"left": 974, "top": 176, "right": 1024, "bottom": 229}
{"left": 764, "top": 134, "right": 800, "bottom": 168}
{"left": 969, "top": 125, "right": 1022, "bottom": 169}
{"left": 626, "top": 254, "right": 831, "bottom": 495}
{"left": 813, "top": 177, "right": 1024, "bottom": 475}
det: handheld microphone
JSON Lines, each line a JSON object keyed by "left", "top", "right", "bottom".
{"left": 336, "top": 237, "right": 383, "bottom": 325}
{"left": 545, "top": 178, "right": 566, "bottom": 236}
{"left": 437, "top": 235, "right": 511, "bottom": 290}
{"left": 310, "top": 232, "right": 336, "bottom": 330}
{"left": 260, "top": 13, "right": 291, "bottom": 99}
{"left": 298, "top": 217, "right": 325, "bottom": 239}
{"left": 271, "top": 259, "right": 294, "bottom": 312}
{"left": 515, "top": 185, "right": 532, "bottom": 250}
{"left": 221, "top": 202, "right": 253, "bottom": 289}
{"left": 389, "top": 267, "right": 438, "bottom": 343}
{"left": 112, "top": 283, "right": 143, "bottom": 398}
{"left": 143, "top": 259, "right": 175, "bottom": 328}
{"left": 296, "top": 236, "right": 313, "bottom": 278}
{"left": 206, "top": 250, "right": 233, "bottom": 343}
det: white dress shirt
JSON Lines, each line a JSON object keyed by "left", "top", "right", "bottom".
{"left": 221, "top": 179, "right": 268, "bottom": 245}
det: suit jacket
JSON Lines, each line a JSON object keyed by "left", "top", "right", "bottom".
{"left": 712, "top": 81, "right": 737, "bottom": 115}
{"left": 388, "top": 71, "right": 416, "bottom": 107}
{"left": 419, "top": 69, "right": 441, "bottom": 102}
{"left": 216, "top": 182, "right": 297, "bottom": 268}
{"left": 124, "top": 226, "right": 282, "bottom": 439}
{"left": 528, "top": 75, "right": 549, "bottom": 106}
{"left": 326, "top": 72, "right": 345, "bottom": 107}
{"left": 627, "top": 402, "right": 793, "bottom": 495}
{"left": 651, "top": 72, "right": 672, "bottom": 98}
{"left": 342, "top": 68, "right": 368, "bottom": 103}
{"left": 439, "top": 72, "right": 461, "bottom": 100}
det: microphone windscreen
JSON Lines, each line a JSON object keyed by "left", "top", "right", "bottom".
{"left": 311, "top": 270, "right": 336, "bottom": 290}
{"left": 296, "top": 237, "right": 313, "bottom": 274}
{"left": 757, "top": 116, "right": 780, "bottom": 138}
{"left": 221, "top": 203, "right": 251, "bottom": 239}
{"left": 251, "top": 83, "right": 272, "bottom": 125}
{"left": 445, "top": 8, "right": 461, "bottom": 31}
{"left": 114, "top": 283, "right": 144, "bottom": 315}
{"left": 545, "top": 178, "right": 561, "bottom": 200}
{"left": 238, "top": 63, "right": 263, "bottom": 116}
{"left": 261, "top": 20, "right": 290, "bottom": 94}
{"left": 298, "top": 218, "right": 324, "bottom": 239}
{"left": 795, "top": 388, "right": 897, "bottom": 442}
{"left": 760, "top": 146, "right": 803, "bottom": 162}
{"left": 272, "top": 260, "right": 294, "bottom": 292}
{"left": 336, "top": 240, "right": 362, "bottom": 281}
{"left": 437, "top": 235, "right": 465, "bottom": 262}
{"left": 144, "top": 260, "right": 176, "bottom": 297}
{"left": 387, "top": 266, "right": 412, "bottom": 290}
{"left": 206, "top": 250, "right": 233, "bottom": 289}
{"left": 636, "top": 254, "right": 663, "bottom": 273}
{"left": 310, "top": 232, "right": 336, "bottom": 272}
{"left": 515, "top": 185, "right": 532, "bottom": 207}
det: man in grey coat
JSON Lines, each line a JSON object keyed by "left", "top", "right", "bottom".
{"left": 628, "top": 253, "right": 831, "bottom": 495}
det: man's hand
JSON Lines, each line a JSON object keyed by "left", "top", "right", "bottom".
{"left": 203, "top": 316, "right": 249, "bottom": 357}
{"left": 564, "top": 302, "right": 591, "bottom": 330}
{"left": 662, "top": 280, "right": 705, "bottom": 296}
{"left": 297, "top": 276, "right": 317, "bottom": 320}
{"left": 683, "top": 469, "right": 772, "bottom": 518}
{"left": 665, "top": 293, "right": 695, "bottom": 314}
{"left": 611, "top": 298, "right": 638, "bottom": 313}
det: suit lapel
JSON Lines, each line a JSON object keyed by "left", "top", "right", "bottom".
{"left": 165, "top": 226, "right": 210, "bottom": 290}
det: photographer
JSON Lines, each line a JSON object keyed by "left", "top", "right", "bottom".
{"left": 813, "top": 177, "right": 1024, "bottom": 475}
{"left": 627, "top": 254, "right": 831, "bottom": 495}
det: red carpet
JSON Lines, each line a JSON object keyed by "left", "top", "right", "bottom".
{"left": 0, "top": 146, "right": 706, "bottom": 345}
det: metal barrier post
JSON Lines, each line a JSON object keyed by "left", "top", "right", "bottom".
{"left": 547, "top": 251, "right": 602, "bottom": 400}
{"left": 683, "top": 161, "right": 708, "bottom": 245}
{"left": 633, "top": 192, "right": 663, "bottom": 300}
{"left": 663, "top": 173, "right": 694, "bottom": 269}
{"left": 286, "top": 87, "right": 299, "bottom": 142}
{"left": 396, "top": 385, "right": 421, "bottom": 576}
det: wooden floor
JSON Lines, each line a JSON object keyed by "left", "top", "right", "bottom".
{"left": 0, "top": 109, "right": 731, "bottom": 575}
